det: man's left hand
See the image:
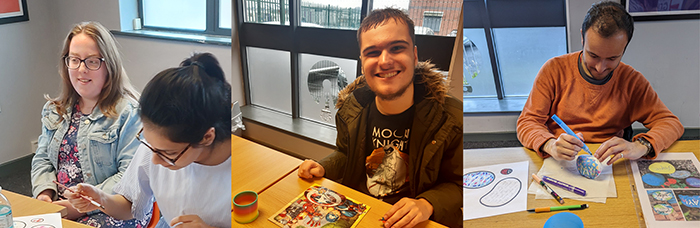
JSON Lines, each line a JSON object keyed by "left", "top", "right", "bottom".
{"left": 594, "top": 136, "right": 647, "bottom": 165}
{"left": 382, "top": 198, "right": 433, "bottom": 228}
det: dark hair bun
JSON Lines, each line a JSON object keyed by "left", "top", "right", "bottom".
{"left": 140, "top": 52, "right": 231, "bottom": 144}
{"left": 181, "top": 52, "right": 226, "bottom": 82}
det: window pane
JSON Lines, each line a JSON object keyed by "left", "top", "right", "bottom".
{"left": 299, "top": 54, "right": 357, "bottom": 125}
{"left": 220, "top": 0, "right": 232, "bottom": 29}
{"left": 242, "top": 0, "right": 290, "bottom": 25}
{"left": 143, "top": 0, "right": 206, "bottom": 31}
{"left": 463, "top": 28, "right": 496, "bottom": 97}
{"left": 373, "top": 0, "right": 460, "bottom": 36}
{"left": 247, "top": 47, "right": 292, "bottom": 114}
{"left": 423, "top": 11, "right": 443, "bottom": 33}
{"left": 300, "top": 0, "right": 361, "bottom": 29}
{"left": 493, "top": 27, "right": 567, "bottom": 97}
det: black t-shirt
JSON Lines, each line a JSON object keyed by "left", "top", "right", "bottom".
{"left": 360, "top": 100, "right": 415, "bottom": 204}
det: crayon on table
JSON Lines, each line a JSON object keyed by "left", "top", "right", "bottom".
{"left": 532, "top": 173, "right": 564, "bottom": 204}
{"left": 542, "top": 175, "right": 587, "bottom": 196}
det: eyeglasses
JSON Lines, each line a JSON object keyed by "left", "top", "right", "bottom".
{"left": 136, "top": 128, "right": 191, "bottom": 166}
{"left": 64, "top": 56, "right": 105, "bottom": 71}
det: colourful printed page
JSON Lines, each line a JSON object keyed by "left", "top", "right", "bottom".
{"left": 269, "top": 184, "right": 371, "bottom": 228}
{"left": 631, "top": 152, "right": 700, "bottom": 227}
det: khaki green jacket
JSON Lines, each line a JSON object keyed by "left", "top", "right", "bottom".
{"left": 319, "top": 62, "right": 462, "bottom": 227}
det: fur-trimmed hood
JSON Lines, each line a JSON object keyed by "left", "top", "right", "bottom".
{"left": 336, "top": 61, "right": 449, "bottom": 109}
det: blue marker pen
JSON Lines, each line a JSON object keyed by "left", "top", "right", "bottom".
{"left": 551, "top": 114, "right": 592, "bottom": 155}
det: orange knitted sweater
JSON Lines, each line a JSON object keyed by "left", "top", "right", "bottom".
{"left": 517, "top": 52, "right": 683, "bottom": 159}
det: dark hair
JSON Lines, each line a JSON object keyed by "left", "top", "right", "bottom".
{"left": 582, "top": 1, "right": 634, "bottom": 46}
{"left": 357, "top": 8, "right": 415, "bottom": 48}
{"left": 140, "top": 53, "right": 231, "bottom": 144}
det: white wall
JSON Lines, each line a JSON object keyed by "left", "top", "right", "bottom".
{"left": 464, "top": 0, "right": 700, "bottom": 133}
{"left": 0, "top": 0, "right": 61, "bottom": 163}
{"left": 116, "top": 37, "right": 232, "bottom": 93}
{"left": 0, "top": 0, "right": 234, "bottom": 165}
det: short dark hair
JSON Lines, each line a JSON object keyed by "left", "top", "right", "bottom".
{"left": 357, "top": 8, "right": 415, "bottom": 48}
{"left": 582, "top": 1, "right": 634, "bottom": 45}
{"left": 140, "top": 53, "right": 231, "bottom": 144}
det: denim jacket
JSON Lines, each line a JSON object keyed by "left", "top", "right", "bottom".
{"left": 31, "top": 98, "right": 141, "bottom": 204}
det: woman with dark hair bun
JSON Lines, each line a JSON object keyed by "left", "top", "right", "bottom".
{"left": 64, "top": 53, "right": 232, "bottom": 228}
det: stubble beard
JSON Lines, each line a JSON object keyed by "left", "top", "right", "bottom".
{"left": 370, "top": 75, "right": 414, "bottom": 101}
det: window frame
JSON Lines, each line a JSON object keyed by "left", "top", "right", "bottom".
{"left": 138, "top": 0, "right": 232, "bottom": 36}
{"left": 424, "top": 11, "right": 444, "bottom": 33}
{"left": 463, "top": 0, "right": 569, "bottom": 100}
{"left": 235, "top": 0, "right": 456, "bottom": 122}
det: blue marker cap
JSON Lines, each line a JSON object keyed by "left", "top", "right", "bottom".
{"left": 551, "top": 114, "right": 592, "bottom": 155}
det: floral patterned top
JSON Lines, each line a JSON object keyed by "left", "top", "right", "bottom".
{"left": 56, "top": 104, "right": 86, "bottom": 198}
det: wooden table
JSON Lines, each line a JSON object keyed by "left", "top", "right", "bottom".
{"left": 239, "top": 173, "right": 447, "bottom": 227}
{"left": 232, "top": 135, "right": 302, "bottom": 194}
{"left": 463, "top": 140, "right": 700, "bottom": 228}
{"left": 4, "top": 190, "right": 96, "bottom": 228}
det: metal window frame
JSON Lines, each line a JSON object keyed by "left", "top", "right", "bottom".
{"left": 463, "top": 0, "right": 568, "bottom": 99}
{"left": 423, "top": 11, "right": 444, "bottom": 33}
{"left": 138, "top": 0, "right": 232, "bottom": 36}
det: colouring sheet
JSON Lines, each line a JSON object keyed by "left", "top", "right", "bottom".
{"left": 631, "top": 152, "right": 700, "bottom": 227}
{"left": 463, "top": 161, "right": 528, "bottom": 220}
{"left": 527, "top": 156, "right": 616, "bottom": 203}
{"left": 269, "top": 185, "right": 370, "bottom": 228}
{"left": 13, "top": 213, "right": 62, "bottom": 228}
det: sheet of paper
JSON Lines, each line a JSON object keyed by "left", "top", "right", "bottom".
{"left": 463, "top": 161, "right": 529, "bottom": 220}
{"left": 631, "top": 152, "right": 700, "bottom": 228}
{"left": 13, "top": 213, "right": 62, "bottom": 228}
{"left": 268, "top": 184, "right": 370, "bottom": 228}
{"left": 527, "top": 156, "right": 615, "bottom": 203}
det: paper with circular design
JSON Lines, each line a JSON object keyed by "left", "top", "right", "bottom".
{"left": 670, "top": 170, "right": 692, "bottom": 179}
{"left": 649, "top": 162, "right": 676, "bottom": 174}
{"left": 686, "top": 177, "right": 700, "bottom": 188}
{"left": 652, "top": 203, "right": 674, "bottom": 215}
{"left": 651, "top": 190, "right": 673, "bottom": 201}
{"left": 463, "top": 171, "right": 495, "bottom": 189}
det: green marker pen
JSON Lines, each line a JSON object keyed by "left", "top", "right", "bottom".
{"left": 527, "top": 204, "right": 589, "bottom": 213}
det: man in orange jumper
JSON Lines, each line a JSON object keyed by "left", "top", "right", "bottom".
{"left": 517, "top": 1, "right": 683, "bottom": 165}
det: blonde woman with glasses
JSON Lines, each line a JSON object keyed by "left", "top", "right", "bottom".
{"left": 30, "top": 21, "right": 149, "bottom": 227}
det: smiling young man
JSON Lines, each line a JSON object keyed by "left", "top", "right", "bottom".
{"left": 517, "top": 1, "right": 683, "bottom": 164}
{"left": 298, "top": 8, "right": 462, "bottom": 228}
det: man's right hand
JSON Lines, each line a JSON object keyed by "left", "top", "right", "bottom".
{"left": 543, "top": 132, "right": 585, "bottom": 161}
{"left": 298, "top": 159, "right": 325, "bottom": 179}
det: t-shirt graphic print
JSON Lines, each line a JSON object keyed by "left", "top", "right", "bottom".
{"left": 365, "top": 101, "right": 414, "bottom": 198}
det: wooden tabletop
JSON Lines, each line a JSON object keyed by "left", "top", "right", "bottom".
{"left": 5, "top": 191, "right": 67, "bottom": 217}
{"left": 463, "top": 140, "right": 700, "bottom": 228}
{"left": 4, "top": 190, "right": 96, "bottom": 228}
{"left": 237, "top": 173, "right": 447, "bottom": 227}
{"left": 232, "top": 135, "right": 302, "bottom": 194}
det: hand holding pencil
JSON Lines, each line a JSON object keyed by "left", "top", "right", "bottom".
{"left": 55, "top": 181, "right": 106, "bottom": 212}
